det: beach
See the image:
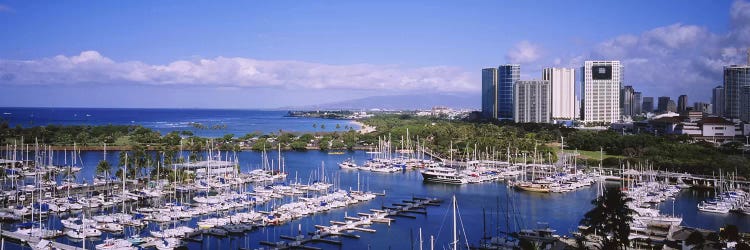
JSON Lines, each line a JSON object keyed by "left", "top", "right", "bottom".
{"left": 351, "top": 120, "right": 376, "bottom": 133}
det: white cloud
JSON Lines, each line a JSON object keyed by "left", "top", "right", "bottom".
{"left": 0, "top": 51, "right": 477, "bottom": 93}
{"left": 505, "top": 41, "right": 542, "bottom": 64}
{"left": 729, "top": 0, "right": 750, "bottom": 44}
{"left": 576, "top": 1, "right": 750, "bottom": 101}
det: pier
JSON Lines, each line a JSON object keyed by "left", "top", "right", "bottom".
{"left": 261, "top": 197, "right": 442, "bottom": 249}
{"left": 596, "top": 167, "right": 750, "bottom": 189}
{"left": 0, "top": 230, "right": 77, "bottom": 250}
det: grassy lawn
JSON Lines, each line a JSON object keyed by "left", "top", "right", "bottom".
{"left": 547, "top": 143, "right": 623, "bottom": 159}
{"left": 564, "top": 149, "right": 624, "bottom": 159}
{"left": 113, "top": 135, "right": 132, "bottom": 146}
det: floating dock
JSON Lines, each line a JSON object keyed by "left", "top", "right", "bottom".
{"left": 265, "top": 197, "right": 442, "bottom": 249}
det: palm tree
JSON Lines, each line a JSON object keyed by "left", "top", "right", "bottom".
{"left": 96, "top": 160, "right": 111, "bottom": 177}
{"left": 686, "top": 231, "right": 705, "bottom": 249}
{"left": 579, "top": 187, "right": 635, "bottom": 249}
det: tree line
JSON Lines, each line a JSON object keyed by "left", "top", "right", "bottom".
{"left": 564, "top": 130, "right": 750, "bottom": 177}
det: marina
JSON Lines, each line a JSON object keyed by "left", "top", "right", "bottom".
{"left": 0, "top": 148, "right": 748, "bottom": 249}
{"left": 2, "top": 1, "right": 750, "bottom": 249}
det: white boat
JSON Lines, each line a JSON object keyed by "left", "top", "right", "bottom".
{"left": 95, "top": 239, "right": 135, "bottom": 250}
{"left": 154, "top": 238, "right": 181, "bottom": 250}
{"left": 66, "top": 228, "right": 102, "bottom": 238}
{"left": 697, "top": 202, "right": 731, "bottom": 214}
{"left": 96, "top": 223, "right": 124, "bottom": 232}
{"left": 60, "top": 217, "right": 96, "bottom": 230}
{"left": 420, "top": 165, "right": 468, "bottom": 184}
{"left": 338, "top": 159, "right": 358, "bottom": 170}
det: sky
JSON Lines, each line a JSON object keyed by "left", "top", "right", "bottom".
{"left": 0, "top": 0, "right": 749, "bottom": 109}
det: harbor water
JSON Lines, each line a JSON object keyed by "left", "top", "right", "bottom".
{"left": 2, "top": 150, "right": 749, "bottom": 250}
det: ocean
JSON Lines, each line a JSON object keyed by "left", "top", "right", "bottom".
{"left": 0, "top": 107, "right": 359, "bottom": 137}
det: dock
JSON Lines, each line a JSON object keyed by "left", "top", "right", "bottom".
{"left": 265, "top": 197, "right": 442, "bottom": 249}
{"left": 0, "top": 230, "right": 77, "bottom": 250}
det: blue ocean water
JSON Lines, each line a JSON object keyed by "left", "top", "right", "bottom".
{"left": 3, "top": 150, "right": 748, "bottom": 250}
{"left": 0, "top": 107, "right": 359, "bottom": 137}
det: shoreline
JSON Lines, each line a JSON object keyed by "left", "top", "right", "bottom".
{"left": 34, "top": 145, "right": 375, "bottom": 151}
{"left": 351, "top": 120, "right": 376, "bottom": 134}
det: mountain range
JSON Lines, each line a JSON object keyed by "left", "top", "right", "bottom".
{"left": 280, "top": 93, "right": 480, "bottom": 110}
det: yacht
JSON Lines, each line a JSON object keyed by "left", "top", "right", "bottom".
{"left": 338, "top": 159, "right": 358, "bottom": 170}
{"left": 420, "top": 165, "right": 468, "bottom": 184}
{"left": 513, "top": 180, "right": 552, "bottom": 193}
{"left": 514, "top": 223, "right": 559, "bottom": 243}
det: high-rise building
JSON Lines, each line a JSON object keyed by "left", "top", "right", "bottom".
{"left": 693, "top": 102, "right": 712, "bottom": 114}
{"left": 514, "top": 80, "right": 551, "bottom": 123}
{"left": 582, "top": 61, "right": 622, "bottom": 123}
{"left": 642, "top": 97, "right": 654, "bottom": 113}
{"left": 712, "top": 85, "right": 725, "bottom": 117}
{"left": 481, "top": 68, "right": 498, "bottom": 119}
{"left": 498, "top": 64, "right": 520, "bottom": 119}
{"left": 633, "top": 92, "right": 642, "bottom": 115}
{"left": 667, "top": 100, "right": 677, "bottom": 113}
{"left": 620, "top": 86, "right": 635, "bottom": 118}
{"left": 677, "top": 95, "right": 688, "bottom": 113}
{"left": 724, "top": 65, "right": 750, "bottom": 121}
{"left": 742, "top": 85, "right": 750, "bottom": 122}
{"left": 542, "top": 67, "right": 575, "bottom": 120}
{"left": 657, "top": 96, "right": 671, "bottom": 113}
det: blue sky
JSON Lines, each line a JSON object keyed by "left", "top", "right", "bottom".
{"left": 0, "top": 0, "right": 748, "bottom": 108}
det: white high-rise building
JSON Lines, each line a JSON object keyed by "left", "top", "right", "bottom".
{"left": 514, "top": 80, "right": 551, "bottom": 123}
{"left": 542, "top": 68, "right": 575, "bottom": 120}
{"left": 582, "top": 61, "right": 622, "bottom": 123}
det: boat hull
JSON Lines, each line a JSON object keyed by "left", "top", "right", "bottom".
{"left": 421, "top": 172, "right": 467, "bottom": 185}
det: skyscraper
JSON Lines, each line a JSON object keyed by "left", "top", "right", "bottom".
{"left": 481, "top": 68, "right": 498, "bottom": 119}
{"left": 514, "top": 80, "right": 551, "bottom": 123}
{"left": 620, "top": 86, "right": 635, "bottom": 118}
{"left": 582, "top": 61, "right": 622, "bottom": 123}
{"left": 724, "top": 65, "right": 750, "bottom": 121}
{"left": 742, "top": 85, "right": 750, "bottom": 122}
{"left": 677, "top": 95, "right": 688, "bottom": 113}
{"left": 633, "top": 92, "right": 642, "bottom": 115}
{"left": 667, "top": 100, "right": 677, "bottom": 113}
{"left": 642, "top": 97, "right": 654, "bottom": 113}
{"left": 542, "top": 67, "right": 575, "bottom": 120}
{"left": 712, "top": 85, "right": 725, "bottom": 117}
{"left": 657, "top": 96, "right": 671, "bottom": 113}
{"left": 693, "top": 102, "right": 711, "bottom": 114}
{"left": 497, "top": 64, "right": 520, "bottom": 119}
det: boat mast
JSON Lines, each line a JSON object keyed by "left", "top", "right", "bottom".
{"left": 123, "top": 154, "right": 127, "bottom": 213}
{"left": 452, "top": 195, "right": 457, "bottom": 250}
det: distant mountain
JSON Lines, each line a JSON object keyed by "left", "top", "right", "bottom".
{"left": 282, "top": 93, "right": 480, "bottom": 110}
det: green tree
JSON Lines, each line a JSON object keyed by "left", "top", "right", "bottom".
{"left": 290, "top": 141, "right": 308, "bottom": 151}
{"left": 579, "top": 187, "right": 635, "bottom": 249}
{"left": 222, "top": 134, "right": 235, "bottom": 143}
{"left": 299, "top": 133, "right": 314, "bottom": 142}
{"left": 318, "top": 137, "right": 331, "bottom": 151}
{"left": 686, "top": 231, "right": 705, "bottom": 249}
{"left": 720, "top": 224, "right": 739, "bottom": 242}
{"left": 519, "top": 238, "right": 538, "bottom": 250}
{"left": 251, "top": 138, "right": 272, "bottom": 151}
{"left": 96, "top": 160, "right": 111, "bottom": 177}
{"left": 162, "top": 131, "right": 182, "bottom": 146}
